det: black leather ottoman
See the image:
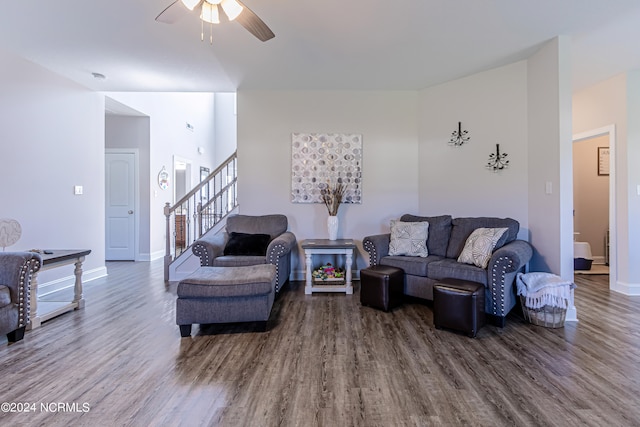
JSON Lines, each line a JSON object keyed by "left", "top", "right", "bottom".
{"left": 433, "top": 278, "right": 485, "bottom": 337}
{"left": 360, "top": 265, "right": 404, "bottom": 312}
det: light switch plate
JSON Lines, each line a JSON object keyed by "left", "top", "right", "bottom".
{"left": 74, "top": 185, "right": 83, "bottom": 195}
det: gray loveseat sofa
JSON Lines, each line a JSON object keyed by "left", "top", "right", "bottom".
{"left": 363, "top": 214, "right": 533, "bottom": 326}
{"left": 192, "top": 214, "right": 296, "bottom": 293}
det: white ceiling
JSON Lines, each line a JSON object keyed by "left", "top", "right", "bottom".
{"left": 1, "top": 0, "right": 640, "bottom": 93}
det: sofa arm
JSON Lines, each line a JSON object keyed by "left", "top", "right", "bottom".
{"left": 363, "top": 233, "right": 391, "bottom": 266}
{"left": 0, "top": 252, "right": 42, "bottom": 330}
{"left": 486, "top": 240, "right": 533, "bottom": 322}
{"left": 192, "top": 232, "right": 227, "bottom": 266}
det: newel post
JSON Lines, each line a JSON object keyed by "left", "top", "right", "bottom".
{"left": 164, "top": 202, "right": 171, "bottom": 281}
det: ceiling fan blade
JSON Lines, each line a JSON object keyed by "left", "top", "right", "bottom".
{"left": 156, "top": 0, "right": 191, "bottom": 24}
{"left": 235, "top": 1, "right": 275, "bottom": 42}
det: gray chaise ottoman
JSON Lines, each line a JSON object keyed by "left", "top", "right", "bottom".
{"left": 176, "top": 264, "right": 277, "bottom": 337}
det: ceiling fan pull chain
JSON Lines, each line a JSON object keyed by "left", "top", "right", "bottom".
{"left": 201, "top": 19, "right": 204, "bottom": 42}
{"left": 210, "top": 21, "right": 213, "bottom": 44}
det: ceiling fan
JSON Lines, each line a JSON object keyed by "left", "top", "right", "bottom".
{"left": 156, "top": 0, "right": 275, "bottom": 42}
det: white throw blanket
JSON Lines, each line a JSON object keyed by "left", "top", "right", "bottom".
{"left": 516, "top": 272, "right": 576, "bottom": 309}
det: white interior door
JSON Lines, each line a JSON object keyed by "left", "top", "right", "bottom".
{"left": 106, "top": 152, "right": 136, "bottom": 260}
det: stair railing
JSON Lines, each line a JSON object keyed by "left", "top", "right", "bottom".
{"left": 164, "top": 152, "right": 238, "bottom": 280}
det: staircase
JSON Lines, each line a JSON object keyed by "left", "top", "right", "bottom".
{"left": 164, "top": 152, "right": 238, "bottom": 280}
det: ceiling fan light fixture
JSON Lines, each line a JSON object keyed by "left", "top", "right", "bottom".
{"left": 220, "top": 0, "right": 243, "bottom": 21}
{"left": 200, "top": 2, "right": 220, "bottom": 24}
{"left": 180, "top": 0, "right": 202, "bottom": 11}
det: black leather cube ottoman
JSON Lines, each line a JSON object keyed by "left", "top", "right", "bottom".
{"left": 360, "top": 265, "right": 404, "bottom": 312}
{"left": 433, "top": 278, "right": 485, "bottom": 337}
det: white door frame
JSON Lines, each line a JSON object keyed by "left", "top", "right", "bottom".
{"left": 572, "top": 125, "right": 616, "bottom": 290}
{"left": 105, "top": 148, "right": 140, "bottom": 261}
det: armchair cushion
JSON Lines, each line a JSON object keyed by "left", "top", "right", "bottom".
{"left": 226, "top": 214, "right": 288, "bottom": 239}
{"left": 223, "top": 232, "right": 271, "bottom": 256}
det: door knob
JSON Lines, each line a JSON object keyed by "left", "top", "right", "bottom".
{"left": 128, "top": 210, "right": 134, "bottom": 214}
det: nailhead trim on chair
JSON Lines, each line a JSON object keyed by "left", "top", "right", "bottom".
{"left": 17, "top": 258, "right": 40, "bottom": 328}
{"left": 491, "top": 256, "right": 513, "bottom": 317}
{"left": 268, "top": 243, "right": 287, "bottom": 293}
{"left": 192, "top": 243, "right": 210, "bottom": 266}
{"left": 363, "top": 240, "right": 378, "bottom": 266}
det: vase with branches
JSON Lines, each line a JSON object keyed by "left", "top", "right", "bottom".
{"left": 321, "top": 181, "right": 346, "bottom": 216}
{"left": 321, "top": 181, "right": 345, "bottom": 240}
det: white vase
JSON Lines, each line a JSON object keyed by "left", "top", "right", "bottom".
{"left": 327, "top": 215, "right": 339, "bottom": 240}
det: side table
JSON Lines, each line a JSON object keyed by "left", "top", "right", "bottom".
{"left": 301, "top": 239, "right": 356, "bottom": 295}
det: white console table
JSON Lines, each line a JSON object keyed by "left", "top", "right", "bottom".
{"left": 28, "top": 249, "right": 91, "bottom": 329}
{"left": 302, "top": 239, "right": 355, "bottom": 295}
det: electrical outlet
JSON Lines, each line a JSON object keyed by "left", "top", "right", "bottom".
{"left": 74, "top": 185, "right": 83, "bottom": 195}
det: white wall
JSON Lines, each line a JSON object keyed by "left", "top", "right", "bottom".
{"left": 237, "top": 90, "right": 419, "bottom": 275}
{"left": 418, "top": 61, "right": 529, "bottom": 234}
{"left": 105, "top": 92, "right": 216, "bottom": 259}
{"left": 214, "top": 93, "right": 238, "bottom": 163}
{"left": 527, "top": 37, "right": 574, "bottom": 278}
{"left": 0, "top": 48, "right": 107, "bottom": 286}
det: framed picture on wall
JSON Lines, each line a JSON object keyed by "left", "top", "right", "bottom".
{"left": 598, "top": 147, "right": 610, "bottom": 176}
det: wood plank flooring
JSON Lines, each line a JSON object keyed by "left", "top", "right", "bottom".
{"left": 1, "top": 262, "right": 639, "bottom": 426}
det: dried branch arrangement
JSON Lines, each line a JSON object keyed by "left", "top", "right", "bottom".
{"left": 321, "top": 182, "right": 346, "bottom": 216}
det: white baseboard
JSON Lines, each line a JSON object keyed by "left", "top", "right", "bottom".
{"left": 139, "top": 250, "right": 165, "bottom": 262}
{"left": 611, "top": 281, "right": 640, "bottom": 296}
{"left": 38, "top": 266, "right": 108, "bottom": 297}
{"left": 565, "top": 306, "right": 578, "bottom": 322}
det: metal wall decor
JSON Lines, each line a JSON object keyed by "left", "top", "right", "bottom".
{"left": 486, "top": 144, "right": 509, "bottom": 172}
{"left": 291, "top": 133, "right": 362, "bottom": 204}
{"left": 448, "top": 121, "right": 470, "bottom": 146}
{"left": 158, "top": 166, "right": 170, "bottom": 190}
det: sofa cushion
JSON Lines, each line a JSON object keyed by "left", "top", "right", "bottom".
{"left": 427, "top": 259, "right": 488, "bottom": 285}
{"left": 446, "top": 217, "right": 519, "bottom": 259}
{"left": 213, "top": 256, "right": 267, "bottom": 267}
{"left": 457, "top": 227, "right": 508, "bottom": 268}
{"left": 380, "top": 255, "right": 444, "bottom": 277}
{"left": 388, "top": 220, "right": 429, "bottom": 257}
{"left": 223, "top": 232, "right": 271, "bottom": 256}
{"left": 400, "top": 214, "right": 452, "bottom": 257}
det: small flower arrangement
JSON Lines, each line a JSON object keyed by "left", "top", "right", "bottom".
{"left": 312, "top": 263, "right": 345, "bottom": 281}
{"left": 321, "top": 181, "right": 346, "bottom": 216}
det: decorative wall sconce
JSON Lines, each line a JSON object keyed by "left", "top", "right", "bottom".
{"left": 486, "top": 144, "right": 509, "bottom": 172}
{"left": 448, "top": 122, "right": 470, "bottom": 146}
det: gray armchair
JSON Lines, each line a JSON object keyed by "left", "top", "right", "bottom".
{"left": 1, "top": 252, "right": 42, "bottom": 343}
{"left": 192, "top": 214, "right": 296, "bottom": 292}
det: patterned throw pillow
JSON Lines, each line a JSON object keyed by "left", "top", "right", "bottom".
{"left": 388, "top": 220, "right": 429, "bottom": 257}
{"left": 457, "top": 227, "right": 508, "bottom": 268}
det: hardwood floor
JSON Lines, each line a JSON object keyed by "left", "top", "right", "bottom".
{"left": 1, "top": 262, "right": 639, "bottom": 426}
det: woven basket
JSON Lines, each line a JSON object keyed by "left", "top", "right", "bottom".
{"left": 520, "top": 296, "right": 566, "bottom": 328}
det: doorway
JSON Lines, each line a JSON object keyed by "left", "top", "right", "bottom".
{"left": 105, "top": 150, "right": 138, "bottom": 260}
{"left": 173, "top": 155, "right": 192, "bottom": 204}
{"left": 572, "top": 125, "right": 616, "bottom": 289}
